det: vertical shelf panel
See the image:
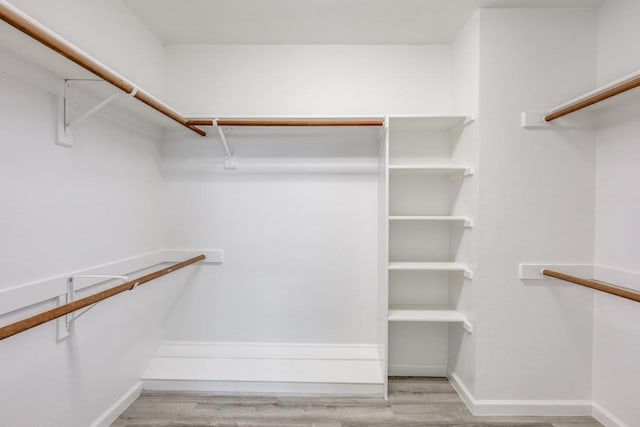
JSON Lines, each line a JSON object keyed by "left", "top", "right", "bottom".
{"left": 378, "top": 117, "right": 390, "bottom": 398}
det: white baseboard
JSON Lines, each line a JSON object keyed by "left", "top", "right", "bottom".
{"left": 388, "top": 364, "right": 447, "bottom": 377}
{"left": 143, "top": 341, "right": 384, "bottom": 396}
{"left": 448, "top": 371, "right": 592, "bottom": 416}
{"left": 592, "top": 402, "right": 631, "bottom": 427}
{"left": 448, "top": 370, "right": 477, "bottom": 413}
{"left": 89, "top": 381, "right": 142, "bottom": 427}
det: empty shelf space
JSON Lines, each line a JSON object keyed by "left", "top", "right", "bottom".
{"left": 388, "top": 262, "right": 473, "bottom": 278}
{"left": 388, "top": 165, "right": 473, "bottom": 176}
{"left": 388, "top": 305, "right": 466, "bottom": 322}
{"left": 388, "top": 116, "right": 470, "bottom": 130}
{"left": 389, "top": 216, "right": 473, "bottom": 227}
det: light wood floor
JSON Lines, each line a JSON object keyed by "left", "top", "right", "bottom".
{"left": 112, "top": 377, "right": 603, "bottom": 427}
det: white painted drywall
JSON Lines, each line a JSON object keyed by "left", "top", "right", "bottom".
{"left": 592, "top": 1, "right": 640, "bottom": 425}
{"left": 475, "top": 8, "right": 596, "bottom": 400}
{"left": 4, "top": 0, "right": 165, "bottom": 96}
{"left": 164, "top": 44, "right": 452, "bottom": 116}
{"left": 161, "top": 169, "right": 379, "bottom": 344}
{"left": 0, "top": 53, "right": 175, "bottom": 427}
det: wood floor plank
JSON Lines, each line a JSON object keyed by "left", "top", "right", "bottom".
{"left": 112, "top": 378, "right": 602, "bottom": 427}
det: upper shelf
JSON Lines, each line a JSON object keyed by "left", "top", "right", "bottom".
{"left": 523, "top": 69, "right": 640, "bottom": 128}
{"left": 0, "top": 2, "right": 205, "bottom": 136}
{"left": 388, "top": 116, "right": 470, "bottom": 131}
{"left": 545, "top": 70, "right": 640, "bottom": 122}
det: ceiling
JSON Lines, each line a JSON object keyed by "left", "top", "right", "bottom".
{"left": 123, "top": 0, "right": 604, "bottom": 45}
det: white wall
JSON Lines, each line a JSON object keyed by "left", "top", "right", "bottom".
{"left": 4, "top": 0, "right": 165, "bottom": 95}
{"left": 161, "top": 170, "right": 378, "bottom": 344}
{"left": 0, "top": 53, "right": 175, "bottom": 426}
{"left": 475, "top": 8, "right": 597, "bottom": 401}
{"left": 164, "top": 44, "right": 452, "bottom": 116}
{"left": 592, "top": 1, "right": 640, "bottom": 425}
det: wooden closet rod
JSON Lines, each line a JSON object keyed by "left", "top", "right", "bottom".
{"left": 545, "top": 74, "right": 640, "bottom": 122}
{"left": 542, "top": 269, "right": 640, "bottom": 303}
{"left": 0, "top": 255, "right": 205, "bottom": 342}
{"left": 186, "top": 119, "right": 385, "bottom": 127}
{"left": 0, "top": 2, "right": 206, "bottom": 137}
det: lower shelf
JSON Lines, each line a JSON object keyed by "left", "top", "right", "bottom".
{"left": 388, "top": 305, "right": 466, "bottom": 322}
{"left": 388, "top": 262, "right": 473, "bottom": 279}
{"left": 142, "top": 341, "right": 384, "bottom": 395}
{"left": 388, "top": 215, "right": 473, "bottom": 228}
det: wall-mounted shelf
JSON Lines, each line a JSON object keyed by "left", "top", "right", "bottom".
{"left": 388, "top": 116, "right": 471, "bottom": 131}
{"left": 0, "top": 2, "right": 206, "bottom": 139}
{"left": 389, "top": 165, "right": 473, "bottom": 176}
{"left": 389, "top": 216, "right": 473, "bottom": 228}
{"left": 388, "top": 262, "right": 473, "bottom": 279}
{"left": 522, "top": 69, "right": 640, "bottom": 128}
{"left": 388, "top": 305, "right": 466, "bottom": 322}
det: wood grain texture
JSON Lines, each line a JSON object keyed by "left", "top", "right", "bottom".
{"left": 544, "top": 75, "right": 640, "bottom": 122}
{"left": 543, "top": 269, "right": 640, "bottom": 303}
{"left": 111, "top": 377, "right": 602, "bottom": 427}
{"left": 186, "top": 119, "right": 384, "bottom": 127}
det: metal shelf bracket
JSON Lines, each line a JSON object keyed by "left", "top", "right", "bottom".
{"left": 56, "top": 274, "right": 128, "bottom": 341}
{"left": 213, "top": 119, "right": 237, "bottom": 169}
{"left": 56, "top": 79, "right": 139, "bottom": 147}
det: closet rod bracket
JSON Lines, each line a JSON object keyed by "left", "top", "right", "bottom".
{"left": 57, "top": 274, "right": 128, "bottom": 341}
{"left": 213, "top": 119, "right": 237, "bottom": 169}
{"left": 520, "top": 111, "right": 596, "bottom": 130}
{"left": 57, "top": 79, "right": 139, "bottom": 147}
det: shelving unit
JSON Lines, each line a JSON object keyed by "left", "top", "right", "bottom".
{"left": 384, "top": 114, "right": 475, "bottom": 383}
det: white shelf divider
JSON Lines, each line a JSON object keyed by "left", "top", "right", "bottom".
{"left": 388, "top": 262, "right": 473, "bottom": 279}
{"left": 389, "top": 215, "right": 473, "bottom": 228}
{"left": 388, "top": 115, "right": 472, "bottom": 131}
{"left": 388, "top": 165, "right": 473, "bottom": 177}
{"left": 388, "top": 305, "right": 473, "bottom": 333}
{"left": 388, "top": 305, "right": 464, "bottom": 322}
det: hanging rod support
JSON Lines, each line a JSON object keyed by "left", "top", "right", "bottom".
{"left": 58, "top": 274, "right": 129, "bottom": 340}
{"left": 0, "top": 255, "right": 206, "bottom": 342}
{"left": 214, "top": 119, "right": 237, "bottom": 169}
{"left": 379, "top": 116, "right": 389, "bottom": 156}
{"left": 0, "top": 1, "right": 206, "bottom": 138}
{"left": 57, "top": 80, "right": 141, "bottom": 147}
{"left": 66, "top": 92, "right": 121, "bottom": 129}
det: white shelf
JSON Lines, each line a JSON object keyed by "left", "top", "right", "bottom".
{"left": 389, "top": 216, "right": 473, "bottom": 227}
{"left": 388, "top": 262, "right": 473, "bottom": 278}
{"left": 388, "top": 116, "right": 470, "bottom": 131}
{"left": 388, "top": 165, "right": 473, "bottom": 176}
{"left": 142, "top": 341, "right": 384, "bottom": 394}
{"left": 388, "top": 305, "right": 466, "bottom": 322}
